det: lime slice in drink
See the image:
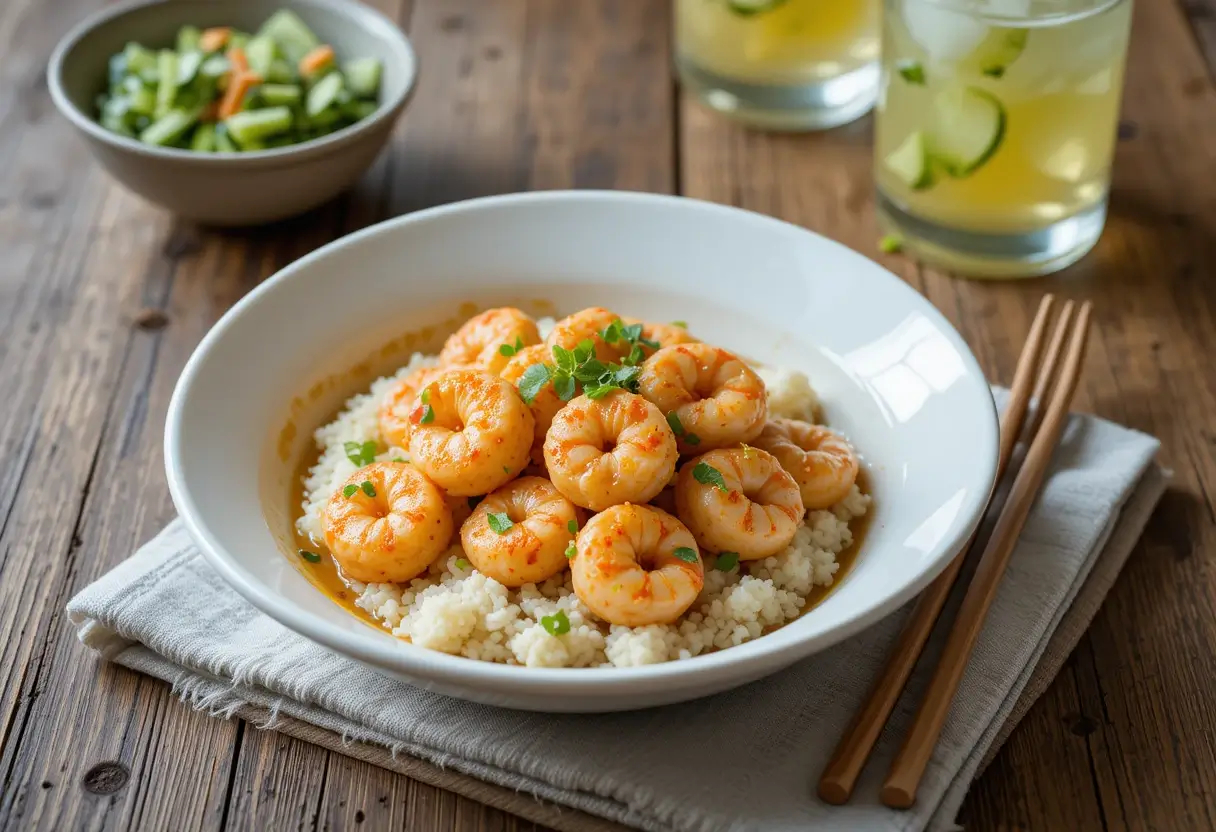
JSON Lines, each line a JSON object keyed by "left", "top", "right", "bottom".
{"left": 925, "top": 86, "right": 1006, "bottom": 177}
{"left": 884, "top": 131, "right": 934, "bottom": 190}
{"left": 970, "top": 29, "right": 1028, "bottom": 78}
{"left": 726, "top": 0, "right": 789, "bottom": 16}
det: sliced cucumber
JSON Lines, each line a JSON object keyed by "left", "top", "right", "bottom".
{"left": 154, "top": 50, "right": 179, "bottom": 117}
{"left": 258, "top": 9, "right": 320, "bottom": 64}
{"left": 139, "top": 108, "right": 197, "bottom": 146}
{"left": 344, "top": 57, "right": 382, "bottom": 99}
{"left": 266, "top": 58, "right": 296, "bottom": 84}
{"left": 224, "top": 106, "right": 293, "bottom": 146}
{"left": 726, "top": 0, "right": 789, "bottom": 16}
{"left": 245, "top": 35, "right": 279, "bottom": 78}
{"left": 971, "top": 28, "right": 1028, "bottom": 78}
{"left": 190, "top": 122, "right": 217, "bottom": 152}
{"left": 176, "top": 25, "right": 201, "bottom": 54}
{"left": 258, "top": 83, "right": 302, "bottom": 107}
{"left": 885, "top": 131, "right": 933, "bottom": 190}
{"left": 925, "top": 86, "right": 1005, "bottom": 177}
{"left": 305, "top": 71, "right": 344, "bottom": 117}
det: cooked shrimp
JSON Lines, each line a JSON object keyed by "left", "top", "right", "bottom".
{"left": 378, "top": 365, "right": 449, "bottom": 448}
{"left": 321, "top": 462, "right": 454, "bottom": 583}
{"left": 460, "top": 477, "right": 578, "bottom": 587}
{"left": 408, "top": 369, "right": 534, "bottom": 496}
{"left": 622, "top": 317, "right": 699, "bottom": 353}
{"left": 543, "top": 390, "right": 677, "bottom": 511}
{"left": 439, "top": 307, "right": 541, "bottom": 374}
{"left": 753, "top": 419, "right": 859, "bottom": 509}
{"left": 500, "top": 343, "right": 563, "bottom": 466}
{"left": 674, "top": 447, "right": 803, "bottom": 561}
{"left": 638, "top": 343, "right": 768, "bottom": 453}
{"left": 544, "top": 307, "right": 630, "bottom": 363}
{"left": 570, "top": 503, "right": 704, "bottom": 627}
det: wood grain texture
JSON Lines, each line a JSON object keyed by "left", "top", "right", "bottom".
{"left": 1, "top": 0, "right": 1214, "bottom": 830}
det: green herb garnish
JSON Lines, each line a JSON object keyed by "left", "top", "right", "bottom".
{"left": 420, "top": 386, "right": 431, "bottom": 405}
{"left": 879, "top": 233, "right": 904, "bottom": 254}
{"left": 714, "top": 552, "right": 740, "bottom": 571}
{"left": 360, "top": 480, "right": 376, "bottom": 497}
{"left": 567, "top": 519, "right": 578, "bottom": 535}
{"left": 540, "top": 609, "right": 571, "bottom": 636}
{"left": 419, "top": 404, "right": 435, "bottom": 424}
{"left": 672, "top": 547, "right": 699, "bottom": 564}
{"left": 517, "top": 362, "right": 552, "bottom": 404}
{"left": 487, "top": 512, "right": 513, "bottom": 534}
{"left": 498, "top": 336, "right": 525, "bottom": 357}
{"left": 692, "top": 461, "right": 728, "bottom": 492}
{"left": 672, "top": 320, "right": 688, "bottom": 328}
{"left": 565, "top": 541, "right": 577, "bottom": 559}
{"left": 342, "top": 484, "right": 359, "bottom": 498}
{"left": 298, "top": 549, "right": 321, "bottom": 563}
{"left": 454, "top": 557, "right": 471, "bottom": 571}
{"left": 343, "top": 440, "right": 378, "bottom": 467}
{"left": 390, "top": 457, "right": 406, "bottom": 463}
{"left": 665, "top": 411, "right": 700, "bottom": 445}
{"left": 897, "top": 61, "right": 925, "bottom": 85}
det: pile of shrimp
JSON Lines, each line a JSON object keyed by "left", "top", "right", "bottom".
{"left": 305, "top": 307, "right": 863, "bottom": 646}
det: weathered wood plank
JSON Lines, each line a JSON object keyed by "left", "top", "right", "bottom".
{"left": 1180, "top": 0, "right": 1216, "bottom": 72}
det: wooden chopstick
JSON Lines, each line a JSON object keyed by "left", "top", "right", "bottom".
{"left": 817, "top": 294, "right": 1058, "bottom": 805}
{"left": 880, "top": 301, "right": 1093, "bottom": 809}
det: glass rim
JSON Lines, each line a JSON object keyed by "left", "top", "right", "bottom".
{"left": 891, "top": 0, "right": 1128, "bottom": 26}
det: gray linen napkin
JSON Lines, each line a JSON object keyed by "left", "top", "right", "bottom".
{"left": 68, "top": 399, "right": 1165, "bottom": 832}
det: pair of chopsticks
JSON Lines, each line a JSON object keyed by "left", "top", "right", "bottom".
{"left": 818, "top": 294, "right": 1092, "bottom": 809}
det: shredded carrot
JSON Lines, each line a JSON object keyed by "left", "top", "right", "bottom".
{"left": 217, "top": 71, "right": 261, "bottom": 120}
{"left": 227, "top": 46, "right": 249, "bottom": 75}
{"left": 298, "top": 44, "right": 335, "bottom": 77}
{"left": 199, "top": 27, "right": 231, "bottom": 52}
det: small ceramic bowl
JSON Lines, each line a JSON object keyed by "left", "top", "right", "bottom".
{"left": 166, "top": 191, "right": 1000, "bottom": 712}
{"left": 47, "top": 0, "right": 417, "bottom": 226}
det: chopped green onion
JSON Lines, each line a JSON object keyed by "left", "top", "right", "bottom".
{"left": 342, "top": 484, "right": 358, "bottom": 498}
{"left": 360, "top": 480, "right": 376, "bottom": 497}
{"left": 343, "top": 440, "right": 378, "bottom": 467}
{"left": 567, "top": 519, "right": 578, "bottom": 535}
{"left": 298, "top": 549, "right": 321, "bottom": 563}
{"left": 667, "top": 412, "right": 685, "bottom": 436}
{"left": 420, "top": 386, "right": 430, "bottom": 405}
{"left": 685, "top": 433, "right": 701, "bottom": 446}
{"left": 419, "top": 404, "right": 435, "bottom": 424}
{"left": 714, "top": 552, "right": 740, "bottom": 571}
{"left": 454, "top": 557, "right": 471, "bottom": 571}
{"left": 487, "top": 512, "right": 513, "bottom": 534}
{"left": 897, "top": 61, "right": 926, "bottom": 85}
{"left": 692, "top": 461, "right": 728, "bottom": 492}
{"left": 540, "top": 610, "right": 571, "bottom": 636}
{"left": 672, "top": 547, "right": 699, "bottom": 564}
{"left": 672, "top": 320, "right": 688, "bottom": 328}
{"left": 879, "top": 234, "right": 905, "bottom": 254}
{"left": 390, "top": 457, "right": 406, "bottom": 463}
{"left": 565, "top": 542, "right": 577, "bottom": 559}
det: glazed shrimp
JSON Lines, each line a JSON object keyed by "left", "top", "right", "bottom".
{"left": 544, "top": 307, "right": 630, "bottom": 363}
{"left": 543, "top": 390, "right": 677, "bottom": 511}
{"left": 638, "top": 343, "right": 767, "bottom": 453}
{"left": 378, "top": 365, "right": 449, "bottom": 449}
{"left": 439, "top": 307, "right": 541, "bottom": 375}
{"left": 321, "top": 462, "right": 454, "bottom": 583}
{"left": 500, "top": 343, "right": 563, "bottom": 466}
{"left": 753, "top": 419, "right": 859, "bottom": 510}
{"left": 408, "top": 369, "right": 534, "bottom": 496}
{"left": 570, "top": 504, "right": 704, "bottom": 627}
{"left": 460, "top": 477, "right": 578, "bottom": 587}
{"left": 674, "top": 447, "right": 803, "bottom": 561}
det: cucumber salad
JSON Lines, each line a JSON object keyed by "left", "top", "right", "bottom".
{"left": 96, "top": 10, "right": 383, "bottom": 151}
{"left": 884, "top": 9, "right": 1028, "bottom": 191}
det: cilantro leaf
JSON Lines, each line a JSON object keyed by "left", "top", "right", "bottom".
{"left": 487, "top": 512, "right": 513, "bottom": 534}
{"left": 672, "top": 546, "right": 699, "bottom": 564}
{"left": 692, "top": 461, "right": 728, "bottom": 492}
{"left": 553, "top": 372, "right": 577, "bottom": 401}
{"left": 517, "top": 363, "right": 552, "bottom": 404}
{"left": 552, "top": 344, "right": 577, "bottom": 372}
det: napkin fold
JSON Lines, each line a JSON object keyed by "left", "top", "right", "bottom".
{"left": 68, "top": 397, "right": 1165, "bottom": 832}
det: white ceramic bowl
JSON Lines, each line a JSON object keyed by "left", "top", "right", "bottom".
{"left": 166, "top": 191, "right": 999, "bottom": 712}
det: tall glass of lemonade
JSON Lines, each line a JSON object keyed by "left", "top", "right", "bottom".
{"left": 875, "top": 0, "right": 1133, "bottom": 277}
{"left": 675, "top": 0, "right": 881, "bottom": 130}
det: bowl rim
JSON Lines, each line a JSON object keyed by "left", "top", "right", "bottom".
{"left": 165, "top": 190, "right": 1001, "bottom": 695}
{"left": 46, "top": 0, "right": 417, "bottom": 165}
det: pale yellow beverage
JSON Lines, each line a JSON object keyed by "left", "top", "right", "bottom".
{"left": 675, "top": 0, "right": 881, "bottom": 130}
{"left": 875, "top": 0, "right": 1134, "bottom": 277}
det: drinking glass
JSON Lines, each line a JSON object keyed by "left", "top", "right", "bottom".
{"left": 674, "top": 0, "right": 881, "bottom": 130}
{"left": 874, "top": 0, "right": 1134, "bottom": 278}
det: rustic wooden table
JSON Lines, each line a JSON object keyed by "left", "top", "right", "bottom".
{"left": 3, "top": 0, "right": 1215, "bottom": 829}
